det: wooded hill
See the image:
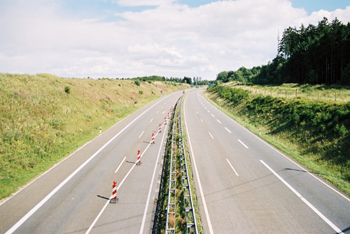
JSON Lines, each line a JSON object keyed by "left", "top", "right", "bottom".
{"left": 217, "top": 17, "right": 350, "bottom": 85}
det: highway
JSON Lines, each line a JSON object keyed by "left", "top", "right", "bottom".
{"left": 1, "top": 88, "right": 350, "bottom": 234}
{"left": 184, "top": 89, "right": 350, "bottom": 233}
{"left": 0, "top": 91, "right": 182, "bottom": 234}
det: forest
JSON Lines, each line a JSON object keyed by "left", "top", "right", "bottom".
{"left": 216, "top": 17, "right": 350, "bottom": 85}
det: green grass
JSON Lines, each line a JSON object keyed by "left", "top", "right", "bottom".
{"left": 225, "top": 82, "right": 350, "bottom": 103}
{"left": 0, "top": 73, "right": 189, "bottom": 200}
{"left": 204, "top": 86, "right": 350, "bottom": 197}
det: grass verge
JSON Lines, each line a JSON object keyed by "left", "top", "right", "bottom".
{"left": 0, "top": 73, "right": 188, "bottom": 200}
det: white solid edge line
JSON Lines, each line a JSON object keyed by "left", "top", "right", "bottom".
{"left": 5, "top": 94, "right": 174, "bottom": 234}
{"left": 225, "top": 127, "right": 231, "bottom": 133}
{"left": 139, "top": 131, "right": 144, "bottom": 138}
{"left": 208, "top": 132, "right": 214, "bottom": 139}
{"left": 115, "top": 157, "right": 126, "bottom": 173}
{"left": 200, "top": 91, "right": 350, "bottom": 203}
{"left": 184, "top": 94, "right": 215, "bottom": 234}
{"left": 139, "top": 121, "right": 168, "bottom": 234}
{"left": 226, "top": 159, "right": 239, "bottom": 176}
{"left": 86, "top": 108, "right": 169, "bottom": 234}
{"left": 238, "top": 139, "right": 248, "bottom": 149}
{"left": 260, "top": 160, "right": 343, "bottom": 234}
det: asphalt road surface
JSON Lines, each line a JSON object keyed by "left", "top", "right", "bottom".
{"left": 2, "top": 88, "right": 350, "bottom": 234}
{"left": 1, "top": 91, "right": 183, "bottom": 234}
{"left": 184, "top": 89, "right": 350, "bottom": 234}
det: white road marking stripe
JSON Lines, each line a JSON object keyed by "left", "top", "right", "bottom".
{"left": 200, "top": 119, "right": 203, "bottom": 123}
{"left": 162, "top": 111, "right": 166, "bottom": 114}
{"left": 225, "top": 127, "right": 231, "bottom": 133}
{"left": 87, "top": 122, "right": 165, "bottom": 234}
{"left": 217, "top": 119, "right": 221, "bottom": 124}
{"left": 207, "top": 110, "right": 210, "bottom": 112}
{"left": 184, "top": 99, "right": 214, "bottom": 234}
{"left": 226, "top": 159, "right": 239, "bottom": 176}
{"left": 196, "top": 111, "right": 198, "bottom": 114}
{"left": 139, "top": 122, "right": 168, "bottom": 234}
{"left": 260, "top": 160, "right": 343, "bottom": 234}
{"left": 139, "top": 131, "right": 144, "bottom": 138}
{"left": 4, "top": 94, "right": 173, "bottom": 234}
{"left": 156, "top": 111, "right": 159, "bottom": 114}
{"left": 238, "top": 139, "right": 248, "bottom": 149}
{"left": 150, "top": 118, "right": 153, "bottom": 123}
{"left": 209, "top": 132, "right": 214, "bottom": 139}
{"left": 211, "top": 114, "right": 215, "bottom": 117}
{"left": 115, "top": 157, "right": 126, "bottom": 173}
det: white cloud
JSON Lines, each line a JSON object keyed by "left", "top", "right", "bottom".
{"left": 113, "top": 0, "right": 175, "bottom": 7}
{"left": 0, "top": 0, "right": 349, "bottom": 80}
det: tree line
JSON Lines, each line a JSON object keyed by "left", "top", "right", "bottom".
{"left": 129, "top": 75, "right": 210, "bottom": 85}
{"left": 216, "top": 17, "right": 350, "bottom": 85}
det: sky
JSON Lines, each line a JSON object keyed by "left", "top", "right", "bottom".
{"left": 1, "top": 0, "right": 350, "bottom": 80}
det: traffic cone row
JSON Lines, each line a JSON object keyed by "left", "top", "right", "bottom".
{"left": 111, "top": 106, "right": 173, "bottom": 203}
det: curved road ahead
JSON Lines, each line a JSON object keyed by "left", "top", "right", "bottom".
{"left": 1, "top": 88, "right": 350, "bottom": 234}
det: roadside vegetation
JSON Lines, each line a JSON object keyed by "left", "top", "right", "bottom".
{"left": 205, "top": 83, "right": 350, "bottom": 196}
{"left": 153, "top": 97, "right": 203, "bottom": 234}
{"left": 0, "top": 73, "right": 189, "bottom": 200}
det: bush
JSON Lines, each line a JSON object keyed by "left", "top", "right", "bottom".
{"left": 64, "top": 86, "right": 70, "bottom": 94}
{"left": 139, "top": 90, "right": 143, "bottom": 95}
{"left": 135, "top": 80, "right": 141, "bottom": 86}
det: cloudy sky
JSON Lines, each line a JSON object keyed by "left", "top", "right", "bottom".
{"left": 1, "top": 0, "right": 350, "bottom": 80}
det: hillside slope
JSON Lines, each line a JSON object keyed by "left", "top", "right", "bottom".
{"left": 0, "top": 73, "right": 188, "bottom": 200}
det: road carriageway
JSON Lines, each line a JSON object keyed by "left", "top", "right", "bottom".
{"left": 183, "top": 88, "right": 350, "bottom": 234}
{"left": 1, "top": 91, "right": 183, "bottom": 234}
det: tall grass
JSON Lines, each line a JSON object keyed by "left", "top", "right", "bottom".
{"left": 0, "top": 73, "right": 188, "bottom": 200}
{"left": 225, "top": 82, "right": 350, "bottom": 103}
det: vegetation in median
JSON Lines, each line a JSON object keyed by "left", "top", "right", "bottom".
{"left": 153, "top": 97, "right": 203, "bottom": 234}
{"left": 0, "top": 73, "right": 188, "bottom": 200}
{"left": 205, "top": 83, "right": 350, "bottom": 196}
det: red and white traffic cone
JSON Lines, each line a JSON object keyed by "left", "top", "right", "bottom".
{"left": 136, "top": 150, "right": 141, "bottom": 165}
{"left": 170, "top": 106, "right": 173, "bottom": 113}
{"left": 151, "top": 133, "right": 155, "bottom": 144}
{"left": 164, "top": 117, "right": 167, "bottom": 125}
{"left": 110, "top": 181, "right": 118, "bottom": 203}
{"left": 159, "top": 123, "right": 162, "bottom": 133}
{"left": 168, "top": 112, "right": 170, "bottom": 118}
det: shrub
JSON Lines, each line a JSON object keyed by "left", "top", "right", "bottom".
{"left": 64, "top": 86, "right": 70, "bottom": 94}
{"left": 139, "top": 90, "right": 143, "bottom": 95}
{"left": 134, "top": 80, "right": 140, "bottom": 86}
{"left": 334, "top": 124, "right": 348, "bottom": 136}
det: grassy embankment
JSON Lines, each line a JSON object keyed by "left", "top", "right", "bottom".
{"left": 204, "top": 82, "right": 350, "bottom": 196}
{"left": 0, "top": 73, "right": 188, "bottom": 200}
